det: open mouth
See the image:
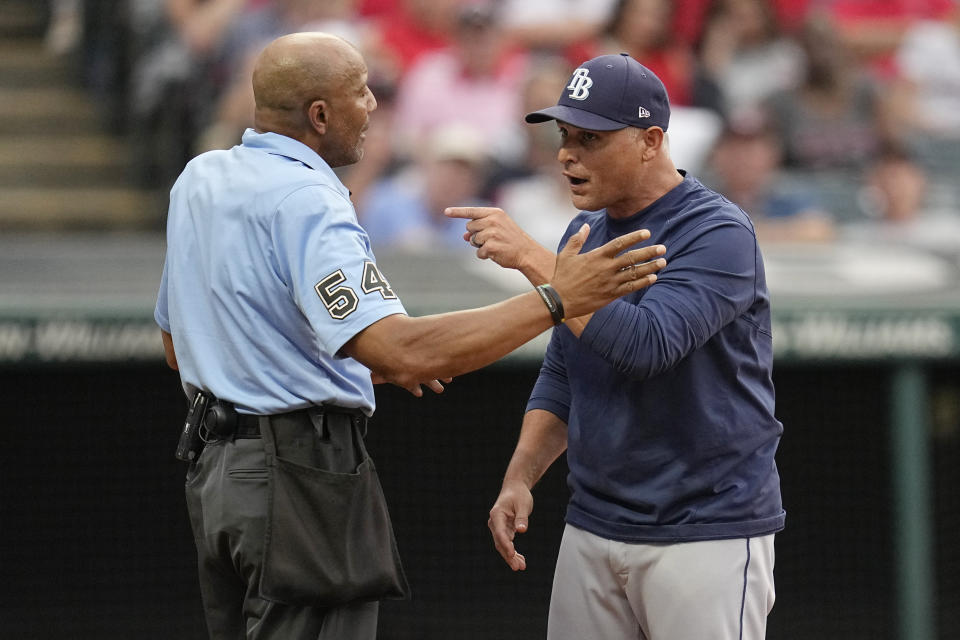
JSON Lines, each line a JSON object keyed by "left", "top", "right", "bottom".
{"left": 567, "top": 175, "right": 588, "bottom": 186}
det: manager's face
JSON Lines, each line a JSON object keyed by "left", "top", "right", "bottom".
{"left": 555, "top": 122, "right": 649, "bottom": 218}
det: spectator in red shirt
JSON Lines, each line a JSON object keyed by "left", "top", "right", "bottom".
{"left": 372, "top": 0, "right": 459, "bottom": 75}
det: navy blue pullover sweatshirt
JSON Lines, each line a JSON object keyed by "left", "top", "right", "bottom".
{"left": 527, "top": 173, "right": 785, "bottom": 542}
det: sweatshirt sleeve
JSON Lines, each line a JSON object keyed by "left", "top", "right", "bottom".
{"left": 525, "top": 328, "right": 572, "bottom": 423}
{"left": 580, "top": 218, "right": 759, "bottom": 379}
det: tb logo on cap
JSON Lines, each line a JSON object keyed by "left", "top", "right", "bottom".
{"left": 566, "top": 68, "right": 593, "bottom": 101}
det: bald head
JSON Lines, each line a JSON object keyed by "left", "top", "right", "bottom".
{"left": 251, "top": 32, "right": 377, "bottom": 166}
{"left": 252, "top": 32, "right": 364, "bottom": 137}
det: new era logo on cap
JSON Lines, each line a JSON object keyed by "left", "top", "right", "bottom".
{"left": 525, "top": 53, "right": 670, "bottom": 131}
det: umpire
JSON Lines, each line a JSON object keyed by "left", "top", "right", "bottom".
{"left": 155, "top": 33, "right": 665, "bottom": 640}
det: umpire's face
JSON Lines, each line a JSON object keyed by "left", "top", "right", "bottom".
{"left": 321, "top": 56, "right": 378, "bottom": 168}
{"left": 556, "top": 122, "right": 654, "bottom": 219}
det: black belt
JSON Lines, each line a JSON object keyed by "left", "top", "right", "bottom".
{"left": 234, "top": 413, "right": 262, "bottom": 438}
{"left": 206, "top": 398, "right": 366, "bottom": 440}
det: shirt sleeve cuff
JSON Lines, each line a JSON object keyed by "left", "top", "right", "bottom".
{"left": 579, "top": 302, "right": 619, "bottom": 354}
{"left": 154, "top": 308, "right": 170, "bottom": 333}
{"left": 526, "top": 396, "right": 570, "bottom": 424}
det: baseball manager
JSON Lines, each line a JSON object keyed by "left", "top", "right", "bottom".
{"left": 449, "top": 53, "right": 785, "bottom": 640}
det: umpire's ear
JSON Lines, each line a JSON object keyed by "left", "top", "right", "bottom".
{"left": 307, "top": 99, "right": 328, "bottom": 135}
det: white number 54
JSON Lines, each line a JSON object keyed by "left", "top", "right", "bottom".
{"left": 315, "top": 262, "right": 395, "bottom": 320}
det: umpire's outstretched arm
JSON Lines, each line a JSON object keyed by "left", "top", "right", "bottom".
{"left": 341, "top": 225, "right": 664, "bottom": 396}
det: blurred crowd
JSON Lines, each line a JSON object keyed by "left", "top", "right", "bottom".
{"left": 49, "top": 0, "right": 960, "bottom": 256}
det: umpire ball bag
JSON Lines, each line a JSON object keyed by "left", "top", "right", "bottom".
{"left": 258, "top": 410, "right": 409, "bottom": 606}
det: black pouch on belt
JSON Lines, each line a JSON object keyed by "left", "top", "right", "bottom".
{"left": 258, "top": 408, "right": 410, "bottom": 607}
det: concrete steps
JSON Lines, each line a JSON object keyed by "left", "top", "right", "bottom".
{"left": 0, "top": 0, "right": 163, "bottom": 230}
{"left": 0, "top": 85, "right": 101, "bottom": 132}
{"left": 0, "top": 40, "right": 73, "bottom": 87}
{"left": 0, "top": 133, "right": 133, "bottom": 186}
{"left": 0, "top": 0, "right": 47, "bottom": 38}
{"left": 0, "top": 186, "right": 162, "bottom": 228}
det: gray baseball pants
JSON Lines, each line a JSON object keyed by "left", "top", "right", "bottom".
{"left": 185, "top": 429, "right": 378, "bottom": 639}
{"left": 547, "top": 524, "right": 776, "bottom": 640}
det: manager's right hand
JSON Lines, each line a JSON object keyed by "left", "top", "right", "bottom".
{"left": 488, "top": 481, "right": 534, "bottom": 572}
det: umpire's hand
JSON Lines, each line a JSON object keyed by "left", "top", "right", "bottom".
{"left": 551, "top": 223, "right": 664, "bottom": 318}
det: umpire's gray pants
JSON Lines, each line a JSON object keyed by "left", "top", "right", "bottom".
{"left": 547, "top": 524, "right": 776, "bottom": 640}
{"left": 185, "top": 428, "right": 378, "bottom": 640}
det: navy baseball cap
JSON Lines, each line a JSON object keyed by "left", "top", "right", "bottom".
{"left": 525, "top": 53, "right": 670, "bottom": 131}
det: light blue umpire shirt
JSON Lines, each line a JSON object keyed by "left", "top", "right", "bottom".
{"left": 155, "top": 129, "right": 407, "bottom": 415}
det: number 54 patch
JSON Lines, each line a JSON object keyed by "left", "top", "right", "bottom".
{"left": 315, "top": 261, "right": 396, "bottom": 320}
